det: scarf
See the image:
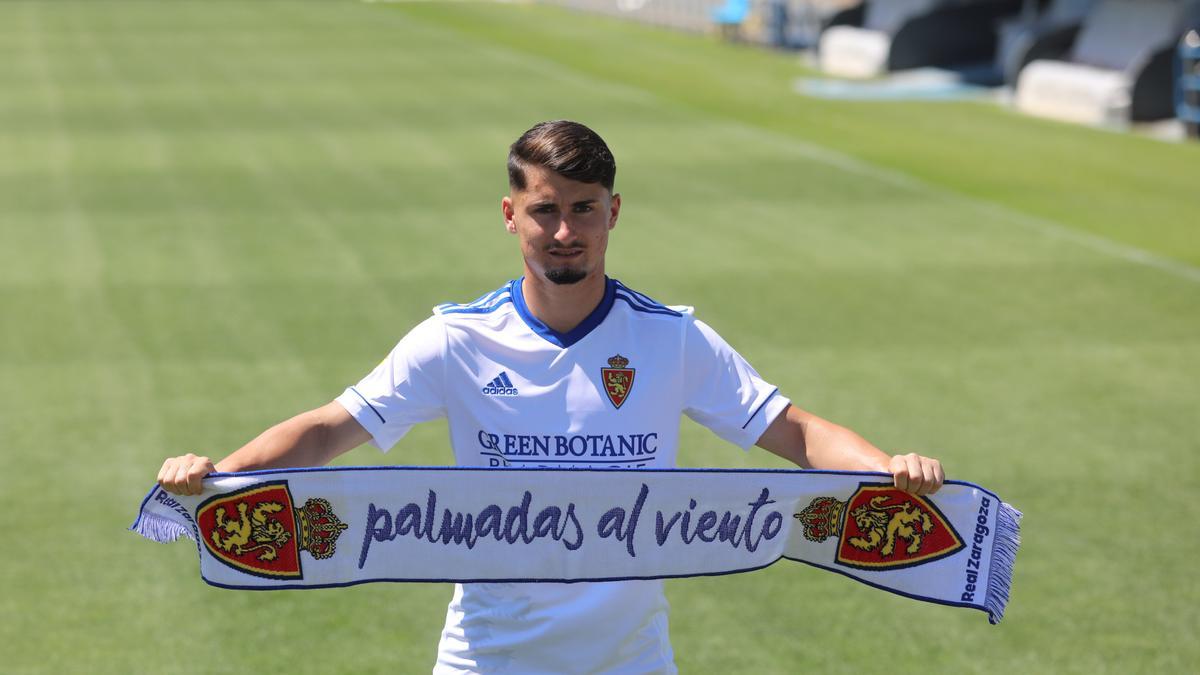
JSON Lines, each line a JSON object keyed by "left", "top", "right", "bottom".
{"left": 131, "top": 466, "right": 1020, "bottom": 623}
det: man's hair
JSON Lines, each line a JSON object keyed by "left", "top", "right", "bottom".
{"left": 508, "top": 120, "right": 616, "bottom": 192}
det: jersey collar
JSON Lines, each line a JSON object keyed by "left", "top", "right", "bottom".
{"left": 510, "top": 276, "right": 617, "bottom": 349}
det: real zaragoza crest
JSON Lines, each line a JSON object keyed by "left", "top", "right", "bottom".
{"left": 196, "top": 481, "right": 348, "bottom": 580}
{"left": 601, "top": 354, "right": 635, "bottom": 409}
{"left": 795, "top": 483, "right": 964, "bottom": 571}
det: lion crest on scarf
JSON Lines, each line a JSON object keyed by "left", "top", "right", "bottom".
{"left": 847, "top": 496, "right": 934, "bottom": 557}
{"left": 210, "top": 501, "right": 292, "bottom": 561}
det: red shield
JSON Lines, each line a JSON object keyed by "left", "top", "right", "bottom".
{"left": 835, "top": 484, "right": 964, "bottom": 570}
{"left": 197, "top": 482, "right": 303, "bottom": 580}
{"left": 601, "top": 367, "right": 635, "bottom": 409}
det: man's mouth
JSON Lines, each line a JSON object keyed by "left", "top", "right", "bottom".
{"left": 548, "top": 248, "right": 583, "bottom": 258}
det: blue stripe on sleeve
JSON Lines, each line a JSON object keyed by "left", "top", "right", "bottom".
{"left": 350, "top": 387, "right": 387, "bottom": 424}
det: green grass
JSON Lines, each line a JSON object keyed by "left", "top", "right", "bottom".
{"left": 1, "top": 1, "right": 1197, "bottom": 672}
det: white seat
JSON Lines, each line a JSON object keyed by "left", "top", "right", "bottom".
{"left": 818, "top": 26, "right": 892, "bottom": 78}
{"left": 817, "top": 0, "right": 945, "bottom": 79}
{"left": 1015, "top": 59, "right": 1131, "bottom": 125}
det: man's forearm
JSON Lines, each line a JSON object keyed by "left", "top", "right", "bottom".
{"left": 159, "top": 401, "right": 369, "bottom": 495}
{"left": 800, "top": 416, "right": 891, "bottom": 473}
{"left": 756, "top": 404, "right": 944, "bottom": 495}
{"left": 756, "top": 405, "right": 889, "bottom": 471}
{"left": 214, "top": 410, "right": 336, "bottom": 472}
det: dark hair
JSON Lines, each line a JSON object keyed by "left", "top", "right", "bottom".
{"left": 507, "top": 120, "right": 616, "bottom": 192}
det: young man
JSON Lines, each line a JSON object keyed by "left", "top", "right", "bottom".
{"left": 157, "top": 120, "right": 943, "bottom": 674}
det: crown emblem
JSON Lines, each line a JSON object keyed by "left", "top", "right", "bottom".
{"left": 607, "top": 354, "right": 629, "bottom": 369}
{"left": 295, "top": 497, "right": 349, "bottom": 560}
{"left": 795, "top": 496, "right": 846, "bottom": 542}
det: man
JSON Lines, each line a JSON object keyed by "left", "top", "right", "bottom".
{"left": 158, "top": 120, "right": 943, "bottom": 674}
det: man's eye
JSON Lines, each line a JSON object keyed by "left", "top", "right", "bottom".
{"left": 534, "top": 205, "right": 556, "bottom": 214}
{"left": 573, "top": 205, "right": 593, "bottom": 213}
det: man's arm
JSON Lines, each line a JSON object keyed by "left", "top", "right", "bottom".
{"left": 156, "top": 401, "right": 371, "bottom": 496}
{"left": 755, "top": 404, "right": 944, "bottom": 495}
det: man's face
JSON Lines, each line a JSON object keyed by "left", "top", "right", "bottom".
{"left": 503, "top": 164, "right": 620, "bottom": 286}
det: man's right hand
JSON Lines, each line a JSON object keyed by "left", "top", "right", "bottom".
{"left": 157, "top": 453, "right": 216, "bottom": 496}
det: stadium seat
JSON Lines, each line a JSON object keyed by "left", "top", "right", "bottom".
{"left": 712, "top": 0, "right": 752, "bottom": 40}
{"left": 996, "top": 0, "right": 1099, "bottom": 85}
{"left": 1014, "top": 0, "right": 1200, "bottom": 124}
{"left": 818, "top": 0, "right": 1023, "bottom": 78}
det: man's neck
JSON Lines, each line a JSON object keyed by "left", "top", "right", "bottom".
{"left": 521, "top": 268, "right": 607, "bottom": 335}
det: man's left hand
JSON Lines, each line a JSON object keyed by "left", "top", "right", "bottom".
{"left": 889, "top": 452, "right": 944, "bottom": 496}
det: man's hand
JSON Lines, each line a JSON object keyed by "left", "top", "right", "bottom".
{"left": 157, "top": 453, "right": 215, "bottom": 496}
{"left": 889, "top": 452, "right": 944, "bottom": 496}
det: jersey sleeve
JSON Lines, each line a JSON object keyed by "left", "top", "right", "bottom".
{"left": 682, "top": 317, "right": 790, "bottom": 450}
{"left": 335, "top": 315, "right": 447, "bottom": 452}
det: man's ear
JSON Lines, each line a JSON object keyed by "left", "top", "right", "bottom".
{"left": 608, "top": 193, "right": 621, "bottom": 230}
{"left": 502, "top": 196, "right": 517, "bottom": 234}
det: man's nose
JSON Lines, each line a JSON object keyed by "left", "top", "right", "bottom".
{"left": 554, "top": 217, "right": 576, "bottom": 242}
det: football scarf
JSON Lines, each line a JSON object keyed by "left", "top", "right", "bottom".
{"left": 131, "top": 466, "right": 1021, "bottom": 623}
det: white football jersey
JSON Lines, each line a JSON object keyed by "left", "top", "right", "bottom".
{"left": 336, "top": 277, "right": 789, "bottom": 675}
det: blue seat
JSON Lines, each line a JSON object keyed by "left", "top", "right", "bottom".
{"left": 712, "top": 0, "right": 751, "bottom": 26}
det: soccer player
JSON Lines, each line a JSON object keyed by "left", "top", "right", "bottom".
{"left": 157, "top": 120, "right": 944, "bottom": 674}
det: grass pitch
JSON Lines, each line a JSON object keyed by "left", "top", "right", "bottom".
{"left": 1, "top": 1, "right": 1198, "bottom": 672}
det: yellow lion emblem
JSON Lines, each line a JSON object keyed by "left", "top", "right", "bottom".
{"left": 847, "top": 495, "right": 934, "bottom": 557}
{"left": 210, "top": 501, "right": 292, "bottom": 562}
{"left": 606, "top": 372, "right": 629, "bottom": 397}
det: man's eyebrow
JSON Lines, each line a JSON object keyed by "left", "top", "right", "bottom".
{"left": 572, "top": 199, "right": 597, "bottom": 207}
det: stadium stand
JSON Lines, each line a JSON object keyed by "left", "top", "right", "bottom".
{"left": 1014, "top": 0, "right": 1200, "bottom": 124}
{"left": 817, "top": 0, "right": 1023, "bottom": 78}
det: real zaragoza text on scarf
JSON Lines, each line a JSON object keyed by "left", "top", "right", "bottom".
{"left": 131, "top": 466, "right": 1021, "bottom": 623}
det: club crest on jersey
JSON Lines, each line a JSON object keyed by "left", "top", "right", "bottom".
{"left": 601, "top": 354, "right": 635, "bottom": 409}
{"left": 794, "top": 483, "right": 964, "bottom": 571}
{"left": 196, "top": 481, "right": 349, "bottom": 580}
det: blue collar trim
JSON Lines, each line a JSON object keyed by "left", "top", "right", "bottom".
{"left": 510, "top": 276, "right": 616, "bottom": 348}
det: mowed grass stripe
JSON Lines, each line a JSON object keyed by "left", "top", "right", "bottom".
{"left": 1, "top": 4, "right": 454, "bottom": 672}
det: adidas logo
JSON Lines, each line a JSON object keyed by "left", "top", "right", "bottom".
{"left": 482, "top": 371, "right": 518, "bottom": 397}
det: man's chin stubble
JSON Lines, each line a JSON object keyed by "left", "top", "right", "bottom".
{"left": 544, "top": 267, "right": 588, "bottom": 285}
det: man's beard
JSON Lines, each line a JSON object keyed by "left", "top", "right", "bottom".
{"left": 544, "top": 266, "right": 588, "bottom": 285}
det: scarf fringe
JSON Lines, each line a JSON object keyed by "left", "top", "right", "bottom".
{"left": 129, "top": 512, "right": 193, "bottom": 544}
{"left": 984, "top": 500, "right": 1022, "bottom": 624}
